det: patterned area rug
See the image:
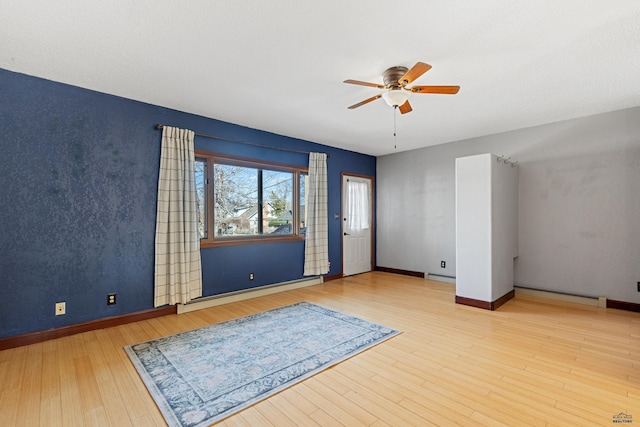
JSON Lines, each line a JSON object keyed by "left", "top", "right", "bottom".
{"left": 125, "top": 301, "right": 400, "bottom": 427}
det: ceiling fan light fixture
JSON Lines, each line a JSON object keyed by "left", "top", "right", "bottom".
{"left": 382, "top": 89, "right": 410, "bottom": 107}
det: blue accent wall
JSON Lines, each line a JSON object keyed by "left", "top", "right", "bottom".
{"left": 0, "top": 68, "right": 376, "bottom": 339}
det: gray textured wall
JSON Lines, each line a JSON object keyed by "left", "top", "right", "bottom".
{"left": 377, "top": 106, "right": 640, "bottom": 302}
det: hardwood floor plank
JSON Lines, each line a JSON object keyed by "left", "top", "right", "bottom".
{"left": 398, "top": 395, "right": 479, "bottom": 426}
{"left": 222, "top": 411, "right": 255, "bottom": 427}
{"left": 96, "top": 378, "right": 134, "bottom": 427}
{"left": 130, "top": 414, "right": 161, "bottom": 427}
{"left": 82, "top": 407, "right": 110, "bottom": 427}
{"left": 253, "top": 400, "right": 299, "bottom": 427}
{"left": 106, "top": 358, "right": 152, "bottom": 421}
{"left": 267, "top": 394, "right": 322, "bottom": 427}
{"left": 278, "top": 387, "right": 319, "bottom": 416}
{"left": 342, "top": 388, "right": 436, "bottom": 426}
{"left": 56, "top": 340, "right": 86, "bottom": 426}
{"left": 308, "top": 408, "right": 344, "bottom": 426}
{"left": 0, "top": 347, "right": 25, "bottom": 426}
{"left": 16, "top": 344, "right": 43, "bottom": 426}
{"left": 295, "top": 382, "right": 369, "bottom": 426}
{"left": 231, "top": 407, "right": 273, "bottom": 426}
{"left": 469, "top": 409, "right": 513, "bottom": 427}
{"left": 39, "top": 396, "right": 63, "bottom": 427}
{"left": 74, "top": 355, "right": 104, "bottom": 411}
{"left": 39, "top": 348, "right": 62, "bottom": 426}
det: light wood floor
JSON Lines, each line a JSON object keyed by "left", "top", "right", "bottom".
{"left": 1, "top": 272, "right": 639, "bottom": 426}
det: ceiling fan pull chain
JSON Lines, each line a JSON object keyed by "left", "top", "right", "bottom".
{"left": 393, "top": 106, "right": 398, "bottom": 150}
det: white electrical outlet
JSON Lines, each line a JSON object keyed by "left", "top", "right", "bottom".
{"left": 55, "top": 302, "right": 66, "bottom": 315}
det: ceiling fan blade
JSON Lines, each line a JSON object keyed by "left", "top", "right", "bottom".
{"left": 398, "top": 62, "right": 432, "bottom": 86}
{"left": 399, "top": 100, "right": 412, "bottom": 114}
{"left": 343, "top": 79, "right": 386, "bottom": 89}
{"left": 347, "top": 94, "right": 382, "bottom": 109}
{"left": 409, "top": 85, "right": 460, "bottom": 94}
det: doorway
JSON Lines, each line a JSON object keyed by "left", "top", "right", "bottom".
{"left": 342, "top": 174, "right": 374, "bottom": 276}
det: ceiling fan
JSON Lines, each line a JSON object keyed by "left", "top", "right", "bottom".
{"left": 344, "top": 62, "right": 460, "bottom": 114}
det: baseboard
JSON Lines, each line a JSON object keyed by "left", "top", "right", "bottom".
{"left": 0, "top": 305, "right": 177, "bottom": 351}
{"left": 375, "top": 266, "right": 425, "bottom": 278}
{"left": 455, "top": 295, "right": 491, "bottom": 310}
{"left": 492, "top": 290, "right": 516, "bottom": 309}
{"left": 323, "top": 273, "right": 343, "bottom": 282}
{"left": 455, "top": 290, "right": 515, "bottom": 311}
{"left": 607, "top": 299, "right": 640, "bottom": 313}
{"left": 177, "top": 276, "right": 323, "bottom": 314}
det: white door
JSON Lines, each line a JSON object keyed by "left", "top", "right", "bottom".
{"left": 342, "top": 175, "right": 373, "bottom": 276}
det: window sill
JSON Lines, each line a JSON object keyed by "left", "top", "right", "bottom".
{"left": 200, "top": 235, "right": 305, "bottom": 248}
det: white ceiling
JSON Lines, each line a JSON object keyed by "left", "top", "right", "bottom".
{"left": 2, "top": 1, "right": 639, "bottom": 156}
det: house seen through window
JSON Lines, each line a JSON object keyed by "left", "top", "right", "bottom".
{"left": 195, "top": 151, "right": 307, "bottom": 247}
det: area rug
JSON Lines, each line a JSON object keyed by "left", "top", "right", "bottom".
{"left": 124, "top": 301, "right": 400, "bottom": 427}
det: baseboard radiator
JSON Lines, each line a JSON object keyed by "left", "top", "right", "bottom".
{"left": 514, "top": 286, "right": 606, "bottom": 308}
{"left": 177, "top": 276, "right": 323, "bottom": 314}
{"left": 425, "top": 274, "right": 607, "bottom": 308}
{"left": 426, "top": 273, "right": 456, "bottom": 284}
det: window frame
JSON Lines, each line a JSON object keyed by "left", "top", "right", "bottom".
{"left": 195, "top": 150, "right": 308, "bottom": 248}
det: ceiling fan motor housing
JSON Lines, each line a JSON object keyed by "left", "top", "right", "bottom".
{"left": 383, "top": 66, "right": 410, "bottom": 88}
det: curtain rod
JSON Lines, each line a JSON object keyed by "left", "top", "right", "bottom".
{"left": 155, "top": 124, "right": 328, "bottom": 157}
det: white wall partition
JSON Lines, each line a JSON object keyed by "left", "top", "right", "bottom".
{"left": 455, "top": 153, "right": 518, "bottom": 306}
{"left": 455, "top": 154, "right": 493, "bottom": 302}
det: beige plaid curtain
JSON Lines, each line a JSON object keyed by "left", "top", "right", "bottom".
{"left": 154, "top": 126, "right": 202, "bottom": 306}
{"left": 303, "top": 152, "right": 330, "bottom": 276}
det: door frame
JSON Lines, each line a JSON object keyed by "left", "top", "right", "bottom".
{"left": 341, "top": 172, "right": 375, "bottom": 276}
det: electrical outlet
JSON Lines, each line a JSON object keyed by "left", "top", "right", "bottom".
{"left": 55, "top": 302, "right": 66, "bottom": 315}
{"left": 441, "top": 261, "right": 446, "bottom": 268}
{"left": 107, "top": 293, "right": 117, "bottom": 305}
{"left": 249, "top": 273, "right": 254, "bottom": 280}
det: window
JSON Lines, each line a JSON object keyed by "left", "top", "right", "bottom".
{"left": 195, "top": 151, "right": 307, "bottom": 247}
